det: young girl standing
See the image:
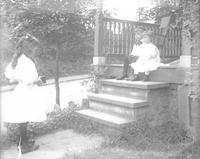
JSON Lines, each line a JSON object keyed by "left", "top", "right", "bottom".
{"left": 4, "top": 34, "right": 46, "bottom": 154}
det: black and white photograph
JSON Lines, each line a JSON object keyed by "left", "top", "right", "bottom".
{"left": 1, "top": 0, "right": 200, "bottom": 159}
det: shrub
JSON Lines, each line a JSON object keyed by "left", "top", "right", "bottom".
{"left": 152, "top": 121, "right": 192, "bottom": 144}
{"left": 124, "top": 120, "right": 192, "bottom": 145}
{"left": 0, "top": 133, "right": 12, "bottom": 150}
{"left": 4, "top": 102, "right": 81, "bottom": 143}
{"left": 107, "top": 119, "right": 193, "bottom": 148}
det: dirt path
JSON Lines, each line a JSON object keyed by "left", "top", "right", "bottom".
{"left": 1, "top": 129, "right": 104, "bottom": 159}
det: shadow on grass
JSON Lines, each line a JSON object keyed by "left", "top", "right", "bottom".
{"left": 2, "top": 111, "right": 198, "bottom": 159}
{"left": 60, "top": 117, "right": 194, "bottom": 159}
{"left": 0, "top": 133, "right": 12, "bottom": 150}
{"left": 174, "top": 140, "right": 200, "bottom": 159}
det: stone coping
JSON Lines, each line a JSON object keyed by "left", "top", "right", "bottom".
{"left": 101, "top": 79, "right": 169, "bottom": 89}
{"left": 105, "top": 63, "right": 183, "bottom": 69}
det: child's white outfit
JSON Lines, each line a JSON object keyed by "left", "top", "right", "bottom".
{"left": 4, "top": 54, "right": 46, "bottom": 123}
{"left": 130, "top": 43, "right": 160, "bottom": 74}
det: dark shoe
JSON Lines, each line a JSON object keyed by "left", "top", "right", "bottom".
{"left": 27, "top": 139, "right": 35, "bottom": 146}
{"left": 127, "top": 75, "right": 139, "bottom": 81}
{"left": 17, "top": 138, "right": 35, "bottom": 148}
{"left": 133, "top": 75, "right": 140, "bottom": 81}
{"left": 21, "top": 143, "right": 40, "bottom": 154}
{"left": 116, "top": 75, "right": 127, "bottom": 80}
{"left": 106, "top": 75, "right": 116, "bottom": 79}
{"left": 142, "top": 75, "right": 149, "bottom": 81}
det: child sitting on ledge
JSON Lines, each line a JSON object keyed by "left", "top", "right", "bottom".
{"left": 117, "top": 30, "right": 161, "bottom": 81}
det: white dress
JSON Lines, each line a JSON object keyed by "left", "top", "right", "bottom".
{"left": 130, "top": 43, "right": 160, "bottom": 74}
{"left": 4, "top": 54, "right": 47, "bottom": 123}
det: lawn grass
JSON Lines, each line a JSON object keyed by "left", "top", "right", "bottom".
{"left": 59, "top": 119, "right": 194, "bottom": 159}
{"left": 60, "top": 138, "right": 190, "bottom": 159}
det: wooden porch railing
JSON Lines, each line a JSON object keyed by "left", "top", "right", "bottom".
{"left": 101, "top": 17, "right": 182, "bottom": 58}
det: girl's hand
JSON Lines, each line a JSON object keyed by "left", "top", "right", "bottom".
{"left": 9, "top": 79, "right": 17, "bottom": 83}
{"left": 32, "top": 79, "right": 42, "bottom": 86}
{"left": 33, "top": 76, "right": 46, "bottom": 86}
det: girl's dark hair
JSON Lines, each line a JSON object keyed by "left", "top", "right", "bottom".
{"left": 11, "top": 34, "right": 39, "bottom": 69}
{"left": 141, "top": 30, "right": 154, "bottom": 40}
{"left": 11, "top": 51, "right": 23, "bottom": 69}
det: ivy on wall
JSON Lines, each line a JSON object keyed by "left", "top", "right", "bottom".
{"left": 181, "top": 0, "right": 200, "bottom": 96}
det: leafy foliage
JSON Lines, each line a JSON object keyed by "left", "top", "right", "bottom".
{"left": 1, "top": 0, "right": 95, "bottom": 47}
{"left": 137, "top": 0, "right": 181, "bottom": 24}
{"left": 0, "top": 0, "right": 95, "bottom": 86}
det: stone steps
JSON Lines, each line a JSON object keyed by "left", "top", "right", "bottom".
{"left": 76, "top": 78, "right": 170, "bottom": 129}
{"left": 88, "top": 93, "right": 148, "bottom": 119}
{"left": 102, "top": 79, "right": 169, "bottom": 89}
{"left": 76, "top": 109, "right": 134, "bottom": 128}
{"left": 101, "top": 79, "right": 169, "bottom": 99}
{"left": 89, "top": 93, "right": 148, "bottom": 108}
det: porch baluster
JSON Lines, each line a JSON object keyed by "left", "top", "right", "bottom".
{"left": 100, "top": 17, "right": 181, "bottom": 61}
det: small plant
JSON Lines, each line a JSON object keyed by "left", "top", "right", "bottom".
{"left": 81, "top": 65, "right": 109, "bottom": 93}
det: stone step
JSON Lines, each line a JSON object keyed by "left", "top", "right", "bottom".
{"left": 102, "top": 79, "right": 169, "bottom": 89}
{"left": 88, "top": 93, "right": 148, "bottom": 108}
{"left": 101, "top": 79, "right": 169, "bottom": 99}
{"left": 76, "top": 109, "right": 134, "bottom": 128}
{"left": 88, "top": 93, "right": 149, "bottom": 119}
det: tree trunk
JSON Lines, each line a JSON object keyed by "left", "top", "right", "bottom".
{"left": 0, "top": 7, "right": 2, "bottom": 134}
{"left": 0, "top": 3, "right": 6, "bottom": 134}
{"left": 55, "top": 45, "right": 60, "bottom": 106}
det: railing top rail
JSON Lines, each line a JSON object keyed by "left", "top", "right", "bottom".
{"left": 104, "top": 17, "right": 160, "bottom": 27}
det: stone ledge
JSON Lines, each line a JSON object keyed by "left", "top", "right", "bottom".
{"left": 105, "top": 63, "right": 181, "bottom": 69}
{"left": 105, "top": 63, "right": 188, "bottom": 69}
{"left": 101, "top": 79, "right": 169, "bottom": 89}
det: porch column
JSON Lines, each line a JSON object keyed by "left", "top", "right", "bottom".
{"left": 93, "top": 0, "right": 105, "bottom": 66}
{"left": 0, "top": 5, "right": 4, "bottom": 134}
{"left": 180, "top": 30, "right": 192, "bottom": 67}
{"left": 179, "top": 0, "right": 200, "bottom": 140}
{"left": 177, "top": 21, "right": 192, "bottom": 129}
{"left": 0, "top": 8, "right": 2, "bottom": 134}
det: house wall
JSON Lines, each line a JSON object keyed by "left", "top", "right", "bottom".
{"left": 147, "top": 84, "right": 179, "bottom": 126}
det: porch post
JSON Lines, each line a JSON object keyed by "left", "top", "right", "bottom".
{"left": 0, "top": 6, "right": 2, "bottom": 134}
{"left": 188, "top": 2, "right": 200, "bottom": 139}
{"left": 0, "top": 5, "right": 4, "bottom": 134}
{"left": 93, "top": 0, "right": 105, "bottom": 66}
{"left": 179, "top": 0, "right": 200, "bottom": 140}
{"left": 180, "top": 30, "right": 192, "bottom": 67}
{"left": 177, "top": 17, "right": 192, "bottom": 129}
